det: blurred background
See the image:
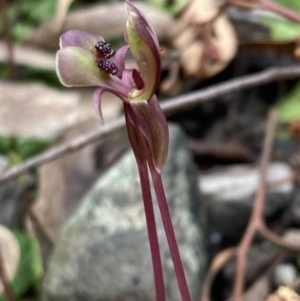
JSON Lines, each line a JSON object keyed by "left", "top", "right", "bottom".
{"left": 1, "top": 0, "right": 300, "bottom": 301}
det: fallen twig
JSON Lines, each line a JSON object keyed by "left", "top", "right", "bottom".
{"left": 188, "top": 140, "right": 253, "bottom": 162}
{"left": 227, "top": 0, "right": 300, "bottom": 23}
{"left": 258, "top": 225, "right": 300, "bottom": 252}
{"left": 1, "top": 66, "right": 300, "bottom": 183}
{"left": 243, "top": 251, "right": 285, "bottom": 301}
{"left": 19, "top": 184, "right": 54, "bottom": 249}
{"left": 199, "top": 111, "right": 300, "bottom": 301}
{"left": 200, "top": 248, "right": 236, "bottom": 301}
{"left": 259, "top": 0, "right": 300, "bottom": 23}
{"left": 233, "top": 111, "right": 300, "bottom": 301}
{"left": 233, "top": 110, "right": 277, "bottom": 301}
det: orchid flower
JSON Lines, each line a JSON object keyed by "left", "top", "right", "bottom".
{"left": 56, "top": 1, "right": 191, "bottom": 301}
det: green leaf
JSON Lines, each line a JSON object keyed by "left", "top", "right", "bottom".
{"left": 262, "top": 0, "right": 300, "bottom": 41}
{"left": 2, "top": 0, "right": 56, "bottom": 42}
{"left": 271, "top": 0, "right": 300, "bottom": 12}
{"left": 263, "top": 18, "right": 300, "bottom": 41}
{"left": 0, "top": 136, "right": 13, "bottom": 155}
{"left": 0, "top": 135, "right": 55, "bottom": 162}
{"left": 275, "top": 81, "right": 300, "bottom": 123}
{"left": 126, "top": 1, "right": 161, "bottom": 101}
{"left": 57, "top": 46, "right": 108, "bottom": 87}
{"left": 22, "top": 0, "right": 55, "bottom": 23}
{"left": 147, "top": 0, "right": 189, "bottom": 15}
{"left": 16, "top": 137, "right": 54, "bottom": 160}
{"left": 0, "top": 231, "right": 43, "bottom": 301}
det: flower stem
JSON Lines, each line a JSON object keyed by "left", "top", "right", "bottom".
{"left": 137, "top": 160, "right": 166, "bottom": 301}
{"left": 124, "top": 105, "right": 165, "bottom": 301}
{"left": 149, "top": 162, "right": 191, "bottom": 301}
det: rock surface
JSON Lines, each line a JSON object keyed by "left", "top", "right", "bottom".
{"left": 199, "top": 163, "right": 294, "bottom": 242}
{"left": 0, "top": 82, "right": 79, "bottom": 138}
{"left": 0, "top": 156, "right": 23, "bottom": 228}
{"left": 26, "top": 119, "right": 102, "bottom": 261}
{"left": 43, "top": 124, "right": 207, "bottom": 301}
{"left": 274, "top": 264, "right": 298, "bottom": 287}
{"left": 0, "top": 42, "right": 55, "bottom": 70}
{"left": 282, "top": 186, "right": 300, "bottom": 228}
{"left": 25, "top": 2, "right": 174, "bottom": 50}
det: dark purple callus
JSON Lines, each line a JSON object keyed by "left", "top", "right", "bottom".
{"left": 95, "top": 41, "right": 118, "bottom": 75}
{"left": 95, "top": 41, "right": 116, "bottom": 59}
{"left": 98, "top": 59, "right": 118, "bottom": 75}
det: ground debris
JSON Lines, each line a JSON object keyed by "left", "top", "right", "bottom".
{"left": 266, "top": 286, "right": 300, "bottom": 301}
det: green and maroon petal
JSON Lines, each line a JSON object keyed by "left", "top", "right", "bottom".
{"left": 93, "top": 86, "right": 129, "bottom": 122}
{"left": 59, "top": 30, "right": 104, "bottom": 53}
{"left": 56, "top": 46, "right": 110, "bottom": 87}
{"left": 127, "top": 96, "right": 169, "bottom": 172}
{"left": 125, "top": 0, "right": 161, "bottom": 101}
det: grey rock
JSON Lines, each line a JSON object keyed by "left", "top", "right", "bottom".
{"left": 284, "top": 230, "right": 300, "bottom": 273}
{"left": 0, "top": 82, "right": 79, "bottom": 138}
{"left": 274, "top": 264, "right": 298, "bottom": 287}
{"left": 199, "top": 163, "right": 293, "bottom": 241}
{"left": 0, "top": 41, "right": 55, "bottom": 70}
{"left": 0, "top": 156, "right": 22, "bottom": 228}
{"left": 223, "top": 243, "right": 277, "bottom": 283}
{"left": 283, "top": 229, "right": 300, "bottom": 249}
{"left": 283, "top": 187, "right": 300, "bottom": 227}
{"left": 43, "top": 124, "right": 207, "bottom": 301}
{"left": 25, "top": 2, "right": 174, "bottom": 50}
{"left": 226, "top": 6, "right": 270, "bottom": 43}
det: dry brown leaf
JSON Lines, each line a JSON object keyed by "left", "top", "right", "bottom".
{"left": 180, "top": 41, "right": 204, "bottom": 76}
{"left": 266, "top": 286, "right": 300, "bottom": 301}
{"left": 294, "top": 47, "right": 300, "bottom": 60}
{"left": 202, "top": 15, "right": 237, "bottom": 77}
{"left": 180, "top": 0, "right": 216, "bottom": 23}
{"left": 26, "top": 119, "right": 129, "bottom": 261}
{"left": 170, "top": 0, "right": 237, "bottom": 79}
{"left": 25, "top": 88, "right": 123, "bottom": 260}
{"left": 26, "top": 119, "right": 101, "bottom": 244}
{"left": 0, "top": 225, "right": 20, "bottom": 293}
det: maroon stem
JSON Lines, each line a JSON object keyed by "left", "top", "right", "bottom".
{"left": 137, "top": 160, "right": 166, "bottom": 301}
{"left": 149, "top": 162, "right": 191, "bottom": 301}
{"left": 124, "top": 106, "right": 165, "bottom": 301}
